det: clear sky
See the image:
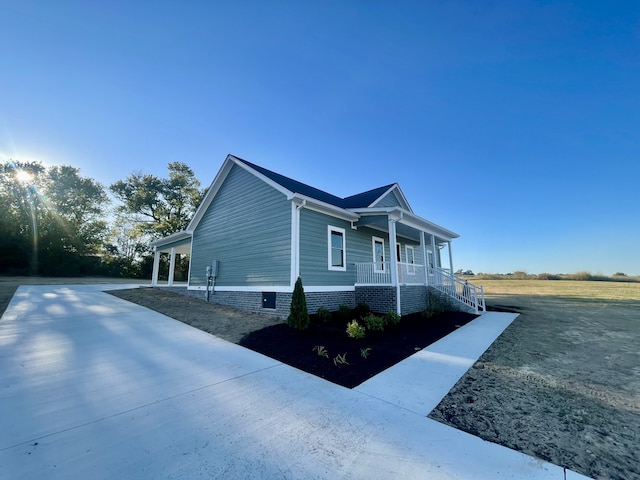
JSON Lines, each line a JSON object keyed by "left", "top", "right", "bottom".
{"left": 1, "top": 1, "right": 639, "bottom": 275}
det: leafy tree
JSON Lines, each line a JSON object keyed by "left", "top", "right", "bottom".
{"left": 110, "top": 162, "right": 204, "bottom": 239}
{"left": 0, "top": 160, "right": 110, "bottom": 275}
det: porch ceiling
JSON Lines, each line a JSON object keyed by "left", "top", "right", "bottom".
{"left": 354, "top": 216, "right": 449, "bottom": 245}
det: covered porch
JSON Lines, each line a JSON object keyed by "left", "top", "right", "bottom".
{"left": 351, "top": 208, "right": 485, "bottom": 313}
{"left": 149, "top": 231, "right": 192, "bottom": 286}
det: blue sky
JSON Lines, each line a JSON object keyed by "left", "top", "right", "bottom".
{"left": 2, "top": 1, "right": 639, "bottom": 275}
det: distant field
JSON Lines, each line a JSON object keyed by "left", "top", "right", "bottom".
{"left": 470, "top": 279, "right": 640, "bottom": 301}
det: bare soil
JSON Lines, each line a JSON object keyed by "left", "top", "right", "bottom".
{"left": 430, "top": 293, "right": 640, "bottom": 480}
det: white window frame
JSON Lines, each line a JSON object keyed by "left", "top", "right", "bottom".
{"left": 372, "top": 236, "right": 385, "bottom": 273}
{"left": 405, "top": 245, "right": 415, "bottom": 274}
{"left": 328, "top": 226, "right": 346, "bottom": 271}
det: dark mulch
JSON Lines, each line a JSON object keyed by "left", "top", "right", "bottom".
{"left": 240, "top": 311, "right": 478, "bottom": 388}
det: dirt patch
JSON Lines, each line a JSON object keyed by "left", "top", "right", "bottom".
{"left": 429, "top": 294, "right": 640, "bottom": 480}
{"left": 109, "top": 288, "right": 282, "bottom": 344}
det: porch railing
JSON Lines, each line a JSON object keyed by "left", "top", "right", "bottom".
{"left": 355, "top": 262, "right": 486, "bottom": 313}
{"left": 429, "top": 267, "right": 486, "bottom": 313}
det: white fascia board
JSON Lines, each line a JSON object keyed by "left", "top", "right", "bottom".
{"left": 369, "top": 183, "right": 413, "bottom": 213}
{"left": 150, "top": 231, "right": 193, "bottom": 248}
{"left": 186, "top": 155, "right": 236, "bottom": 231}
{"left": 231, "top": 155, "right": 293, "bottom": 198}
{"left": 292, "top": 193, "right": 359, "bottom": 222}
{"left": 351, "top": 207, "right": 459, "bottom": 240}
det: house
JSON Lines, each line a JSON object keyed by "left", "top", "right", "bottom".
{"left": 150, "top": 155, "right": 485, "bottom": 316}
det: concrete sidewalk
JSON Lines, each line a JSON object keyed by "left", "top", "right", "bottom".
{"left": 0, "top": 285, "right": 589, "bottom": 479}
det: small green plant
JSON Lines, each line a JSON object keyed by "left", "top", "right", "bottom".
{"left": 360, "top": 347, "right": 372, "bottom": 359}
{"left": 333, "top": 353, "right": 349, "bottom": 366}
{"left": 338, "top": 304, "right": 352, "bottom": 321}
{"left": 316, "top": 306, "right": 331, "bottom": 323}
{"left": 346, "top": 319, "right": 366, "bottom": 339}
{"left": 363, "top": 313, "right": 385, "bottom": 332}
{"left": 383, "top": 310, "right": 401, "bottom": 326}
{"left": 312, "top": 345, "right": 329, "bottom": 358}
{"left": 423, "top": 294, "right": 446, "bottom": 319}
{"left": 352, "top": 302, "right": 371, "bottom": 319}
{"left": 287, "top": 276, "right": 310, "bottom": 330}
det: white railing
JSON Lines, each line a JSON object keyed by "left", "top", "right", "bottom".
{"left": 429, "top": 267, "right": 486, "bottom": 313}
{"left": 355, "top": 262, "right": 486, "bottom": 313}
{"left": 355, "top": 261, "right": 392, "bottom": 285}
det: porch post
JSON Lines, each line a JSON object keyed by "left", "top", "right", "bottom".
{"left": 151, "top": 247, "right": 160, "bottom": 286}
{"left": 168, "top": 247, "right": 176, "bottom": 286}
{"left": 388, "top": 217, "right": 401, "bottom": 315}
{"left": 430, "top": 234, "right": 437, "bottom": 268}
{"left": 447, "top": 241, "right": 454, "bottom": 274}
{"left": 420, "top": 231, "right": 429, "bottom": 286}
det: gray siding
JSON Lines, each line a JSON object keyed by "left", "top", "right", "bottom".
{"left": 374, "top": 190, "right": 402, "bottom": 208}
{"left": 190, "top": 164, "right": 291, "bottom": 287}
{"left": 298, "top": 209, "right": 354, "bottom": 286}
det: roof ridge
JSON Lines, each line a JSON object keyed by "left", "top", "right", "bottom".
{"left": 233, "top": 156, "right": 395, "bottom": 209}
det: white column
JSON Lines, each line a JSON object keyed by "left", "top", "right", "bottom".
{"left": 420, "top": 231, "right": 429, "bottom": 286}
{"left": 447, "top": 241, "right": 454, "bottom": 274}
{"left": 151, "top": 247, "right": 160, "bottom": 286}
{"left": 430, "top": 234, "right": 437, "bottom": 268}
{"left": 388, "top": 217, "right": 401, "bottom": 315}
{"left": 168, "top": 247, "right": 176, "bottom": 286}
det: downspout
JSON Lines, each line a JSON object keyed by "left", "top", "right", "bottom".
{"left": 293, "top": 200, "right": 306, "bottom": 282}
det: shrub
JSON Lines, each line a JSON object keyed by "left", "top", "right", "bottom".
{"left": 338, "top": 304, "right": 352, "bottom": 322}
{"left": 287, "top": 276, "right": 310, "bottom": 330}
{"left": 363, "top": 313, "right": 385, "bottom": 332}
{"left": 352, "top": 302, "right": 370, "bottom": 319}
{"left": 346, "top": 320, "right": 365, "bottom": 339}
{"left": 316, "top": 306, "right": 331, "bottom": 323}
{"left": 423, "top": 295, "right": 446, "bottom": 319}
{"left": 383, "top": 310, "right": 401, "bottom": 326}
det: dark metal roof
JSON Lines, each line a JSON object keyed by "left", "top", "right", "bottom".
{"left": 234, "top": 157, "right": 394, "bottom": 209}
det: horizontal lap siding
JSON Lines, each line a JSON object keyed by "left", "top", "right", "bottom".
{"left": 190, "top": 165, "right": 291, "bottom": 287}
{"left": 374, "top": 191, "right": 402, "bottom": 208}
{"left": 299, "top": 210, "right": 389, "bottom": 286}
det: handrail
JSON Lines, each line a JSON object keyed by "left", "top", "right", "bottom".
{"left": 430, "top": 267, "right": 486, "bottom": 313}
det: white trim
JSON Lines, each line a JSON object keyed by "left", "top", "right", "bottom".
{"left": 372, "top": 236, "right": 385, "bottom": 273}
{"left": 291, "top": 193, "right": 359, "bottom": 222}
{"left": 187, "top": 285, "right": 355, "bottom": 293}
{"left": 290, "top": 202, "right": 301, "bottom": 285}
{"left": 327, "top": 225, "right": 347, "bottom": 272}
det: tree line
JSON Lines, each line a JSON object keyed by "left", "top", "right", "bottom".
{"left": 0, "top": 160, "right": 204, "bottom": 278}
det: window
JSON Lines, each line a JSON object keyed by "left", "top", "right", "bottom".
{"left": 406, "top": 245, "right": 415, "bottom": 274}
{"left": 328, "top": 226, "right": 346, "bottom": 271}
{"left": 372, "top": 237, "right": 385, "bottom": 272}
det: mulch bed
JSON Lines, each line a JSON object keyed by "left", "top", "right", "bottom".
{"left": 240, "top": 311, "right": 477, "bottom": 388}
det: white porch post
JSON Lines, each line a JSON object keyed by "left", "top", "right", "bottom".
{"left": 151, "top": 247, "right": 160, "bottom": 286}
{"left": 420, "top": 231, "right": 429, "bottom": 286}
{"left": 430, "top": 234, "right": 437, "bottom": 268}
{"left": 168, "top": 247, "right": 176, "bottom": 286}
{"left": 447, "top": 241, "right": 454, "bottom": 274}
{"left": 388, "top": 217, "right": 401, "bottom": 315}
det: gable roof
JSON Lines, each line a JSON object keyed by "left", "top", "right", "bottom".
{"left": 234, "top": 157, "right": 410, "bottom": 210}
{"left": 187, "top": 154, "right": 457, "bottom": 240}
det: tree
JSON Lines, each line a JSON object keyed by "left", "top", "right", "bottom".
{"left": 0, "top": 160, "right": 110, "bottom": 275}
{"left": 110, "top": 162, "right": 204, "bottom": 239}
{"left": 287, "top": 276, "right": 310, "bottom": 330}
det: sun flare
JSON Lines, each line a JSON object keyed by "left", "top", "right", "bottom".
{"left": 15, "top": 169, "right": 33, "bottom": 184}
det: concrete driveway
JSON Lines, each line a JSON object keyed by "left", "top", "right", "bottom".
{"left": 0, "top": 285, "right": 588, "bottom": 479}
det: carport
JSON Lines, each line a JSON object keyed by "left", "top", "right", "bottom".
{"left": 149, "top": 231, "right": 192, "bottom": 286}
